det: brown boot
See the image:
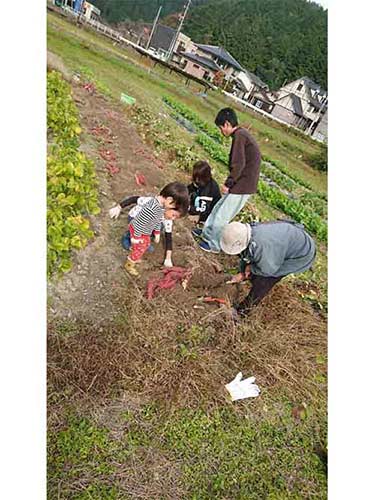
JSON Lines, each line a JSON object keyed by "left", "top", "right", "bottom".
{"left": 124, "top": 259, "right": 139, "bottom": 277}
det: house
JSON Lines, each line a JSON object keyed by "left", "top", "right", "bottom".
{"left": 178, "top": 44, "right": 243, "bottom": 85}
{"left": 233, "top": 70, "right": 274, "bottom": 111}
{"left": 179, "top": 51, "right": 221, "bottom": 81}
{"left": 147, "top": 24, "right": 196, "bottom": 62}
{"left": 82, "top": 1, "right": 101, "bottom": 21}
{"left": 271, "top": 77, "right": 328, "bottom": 140}
{"left": 312, "top": 109, "right": 328, "bottom": 142}
{"left": 193, "top": 44, "right": 243, "bottom": 81}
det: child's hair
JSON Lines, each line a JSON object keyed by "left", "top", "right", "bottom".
{"left": 215, "top": 107, "right": 238, "bottom": 127}
{"left": 160, "top": 182, "right": 189, "bottom": 216}
{"left": 192, "top": 160, "right": 212, "bottom": 186}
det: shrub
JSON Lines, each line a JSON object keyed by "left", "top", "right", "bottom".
{"left": 306, "top": 143, "right": 328, "bottom": 172}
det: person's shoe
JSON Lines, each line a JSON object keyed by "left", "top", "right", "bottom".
{"left": 191, "top": 227, "right": 203, "bottom": 239}
{"left": 234, "top": 302, "right": 252, "bottom": 318}
{"left": 124, "top": 259, "right": 139, "bottom": 276}
{"left": 121, "top": 231, "right": 131, "bottom": 250}
{"left": 147, "top": 244, "right": 155, "bottom": 253}
{"left": 198, "top": 240, "right": 220, "bottom": 254}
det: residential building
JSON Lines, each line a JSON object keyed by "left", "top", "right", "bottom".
{"left": 271, "top": 77, "right": 328, "bottom": 140}
{"left": 147, "top": 24, "right": 196, "bottom": 62}
{"left": 82, "top": 1, "right": 101, "bottom": 21}
{"left": 194, "top": 44, "right": 243, "bottom": 81}
{"left": 233, "top": 70, "right": 274, "bottom": 111}
{"left": 178, "top": 44, "right": 243, "bottom": 85}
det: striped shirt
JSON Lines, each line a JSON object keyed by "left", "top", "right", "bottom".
{"left": 129, "top": 197, "right": 164, "bottom": 237}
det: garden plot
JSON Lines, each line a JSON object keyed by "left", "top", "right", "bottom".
{"left": 47, "top": 14, "right": 327, "bottom": 498}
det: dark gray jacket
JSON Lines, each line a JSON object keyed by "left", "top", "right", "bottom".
{"left": 240, "top": 221, "right": 316, "bottom": 278}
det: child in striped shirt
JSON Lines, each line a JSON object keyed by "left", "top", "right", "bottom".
{"left": 109, "top": 182, "right": 189, "bottom": 276}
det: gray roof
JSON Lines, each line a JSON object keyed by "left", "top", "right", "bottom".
{"left": 149, "top": 24, "right": 175, "bottom": 52}
{"left": 252, "top": 88, "right": 274, "bottom": 104}
{"left": 246, "top": 70, "right": 268, "bottom": 89}
{"left": 275, "top": 93, "right": 304, "bottom": 116}
{"left": 196, "top": 44, "right": 243, "bottom": 71}
{"left": 290, "top": 94, "right": 304, "bottom": 116}
{"left": 302, "top": 76, "right": 327, "bottom": 96}
{"left": 182, "top": 52, "right": 220, "bottom": 72}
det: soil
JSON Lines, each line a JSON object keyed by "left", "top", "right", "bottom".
{"left": 47, "top": 82, "right": 243, "bottom": 326}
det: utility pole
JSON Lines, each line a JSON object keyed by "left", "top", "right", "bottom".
{"left": 166, "top": 0, "right": 191, "bottom": 62}
{"left": 146, "top": 5, "right": 162, "bottom": 50}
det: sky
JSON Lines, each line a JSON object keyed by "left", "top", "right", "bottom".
{"left": 311, "top": 0, "right": 328, "bottom": 8}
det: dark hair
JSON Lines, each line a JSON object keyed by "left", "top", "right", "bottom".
{"left": 160, "top": 182, "right": 189, "bottom": 216}
{"left": 215, "top": 107, "right": 238, "bottom": 127}
{"left": 192, "top": 160, "right": 212, "bottom": 186}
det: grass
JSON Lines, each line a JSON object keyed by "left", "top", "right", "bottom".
{"left": 47, "top": 10, "right": 327, "bottom": 499}
{"left": 48, "top": 401, "right": 327, "bottom": 499}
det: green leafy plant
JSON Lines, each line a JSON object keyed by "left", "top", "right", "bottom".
{"left": 47, "top": 71, "right": 100, "bottom": 277}
{"left": 163, "top": 95, "right": 224, "bottom": 144}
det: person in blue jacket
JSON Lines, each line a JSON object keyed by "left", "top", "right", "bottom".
{"left": 220, "top": 220, "right": 316, "bottom": 316}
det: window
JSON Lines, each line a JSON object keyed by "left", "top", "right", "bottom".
{"left": 297, "top": 83, "right": 303, "bottom": 91}
{"left": 255, "top": 100, "right": 263, "bottom": 109}
{"left": 177, "top": 42, "right": 185, "bottom": 53}
{"left": 193, "top": 64, "right": 200, "bottom": 69}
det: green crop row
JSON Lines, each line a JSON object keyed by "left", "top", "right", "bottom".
{"left": 163, "top": 95, "right": 224, "bottom": 143}
{"left": 258, "top": 181, "right": 327, "bottom": 241}
{"left": 47, "top": 70, "right": 100, "bottom": 277}
{"left": 299, "top": 192, "right": 328, "bottom": 220}
{"left": 261, "top": 162, "right": 297, "bottom": 192}
{"left": 196, "top": 132, "right": 327, "bottom": 240}
{"left": 196, "top": 133, "right": 229, "bottom": 164}
{"left": 262, "top": 154, "right": 327, "bottom": 200}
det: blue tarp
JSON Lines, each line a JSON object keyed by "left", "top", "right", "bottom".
{"left": 74, "top": 0, "right": 84, "bottom": 13}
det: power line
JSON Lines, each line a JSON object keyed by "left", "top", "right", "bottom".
{"left": 166, "top": 0, "right": 191, "bottom": 61}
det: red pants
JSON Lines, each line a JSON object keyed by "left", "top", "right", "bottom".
{"left": 128, "top": 225, "right": 151, "bottom": 263}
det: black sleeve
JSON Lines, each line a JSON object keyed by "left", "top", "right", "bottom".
{"left": 165, "top": 232, "right": 172, "bottom": 251}
{"left": 119, "top": 195, "right": 139, "bottom": 209}
{"left": 187, "top": 183, "right": 196, "bottom": 195}
{"left": 188, "top": 184, "right": 199, "bottom": 216}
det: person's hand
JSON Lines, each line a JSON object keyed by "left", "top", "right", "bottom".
{"left": 226, "top": 272, "right": 246, "bottom": 284}
{"left": 244, "top": 264, "right": 251, "bottom": 278}
{"left": 109, "top": 204, "right": 121, "bottom": 219}
{"left": 154, "top": 233, "right": 161, "bottom": 244}
{"left": 222, "top": 185, "right": 229, "bottom": 194}
{"left": 164, "top": 257, "right": 173, "bottom": 268}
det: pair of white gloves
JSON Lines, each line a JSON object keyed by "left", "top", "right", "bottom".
{"left": 109, "top": 205, "right": 173, "bottom": 267}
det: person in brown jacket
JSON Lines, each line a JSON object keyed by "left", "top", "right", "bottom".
{"left": 196, "top": 108, "right": 261, "bottom": 253}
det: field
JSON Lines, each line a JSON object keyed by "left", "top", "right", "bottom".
{"left": 47, "top": 10, "right": 327, "bottom": 500}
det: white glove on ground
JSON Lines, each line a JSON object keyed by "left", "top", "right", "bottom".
{"left": 109, "top": 204, "right": 121, "bottom": 219}
{"left": 164, "top": 258, "right": 173, "bottom": 268}
{"left": 225, "top": 372, "right": 260, "bottom": 401}
{"left": 154, "top": 233, "right": 161, "bottom": 244}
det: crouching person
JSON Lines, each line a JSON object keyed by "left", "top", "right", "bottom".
{"left": 220, "top": 220, "right": 316, "bottom": 317}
